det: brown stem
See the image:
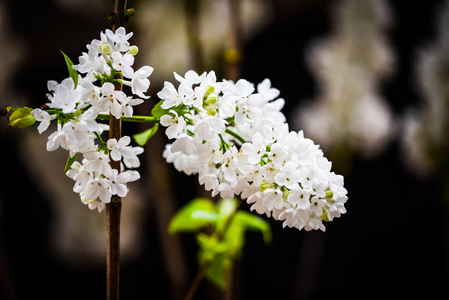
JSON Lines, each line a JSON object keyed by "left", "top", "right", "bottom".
{"left": 184, "top": 261, "right": 210, "bottom": 300}
{"left": 106, "top": 200, "right": 122, "bottom": 300}
{"left": 107, "top": 0, "right": 127, "bottom": 299}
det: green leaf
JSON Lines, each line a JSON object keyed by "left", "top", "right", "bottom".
{"left": 234, "top": 211, "right": 272, "bottom": 244}
{"left": 205, "top": 253, "right": 232, "bottom": 290}
{"left": 63, "top": 152, "right": 79, "bottom": 174}
{"left": 196, "top": 234, "right": 232, "bottom": 290}
{"left": 151, "top": 99, "right": 190, "bottom": 120}
{"left": 216, "top": 198, "right": 238, "bottom": 232}
{"left": 151, "top": 100, "right": 169, "bottom": 119}
{"left": 168, "top": 198, "right": 217, "bottom": 235}
{"left": 223, "top": 220, "right": 245, "bottom": 257}
{"left": 61, "top": 51, "right": 78, "bottom": 88}
{"left": 132, "top": 123, "right": 159, "bottom": 146}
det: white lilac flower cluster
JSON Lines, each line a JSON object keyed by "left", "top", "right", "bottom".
{"left": 31, "top": 27, "right": 152, "bottom": 212}
{"left": 158, "top": 71, "right": 348, "bottom": 231}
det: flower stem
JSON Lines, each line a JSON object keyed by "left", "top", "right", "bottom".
{"left": 97, "top": 113, "right": 159, "bottom": 124}
{"left": 225, "top": 128, "right": 246, "bottom": 144}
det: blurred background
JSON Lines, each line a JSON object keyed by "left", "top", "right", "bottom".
{"left": 0, "top": 0, "right": 448, "bottom": 299}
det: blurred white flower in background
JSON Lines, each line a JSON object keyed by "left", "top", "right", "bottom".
{"left": 402, "top": 0, "right": 449, "bottom": 178}
{"left": 293, "top": 0, "right": 395, "bottom": 168}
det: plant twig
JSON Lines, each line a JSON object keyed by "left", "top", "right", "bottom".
{"left": 107, "top": 0, "right": 127, "bottom": 299}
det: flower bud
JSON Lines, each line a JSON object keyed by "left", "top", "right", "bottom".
{"left": 5, "top": 106, "right": 36, "bottom": 129}
{"left": 205, "top": 85, "right": 214, "bottom": 95}
{"left": 206, "top": 95, "right": 217, "bottom": 105}
{"left": 99, "top": 42, "right": 112, "bottom": 55}
{"left": 128, "top": 45, "right": 139, "bottom": 56}
{"left": 321, "top": 210, "right": 330, "bottom": 222}
{"left": 282, "top": 188, "right": 291, "bottom": 200}
{"left": 206, "top": 106, "right": 216, "bottom": 116}
{"left": 325, "top": 190, "right": 333, "bottom": 199}
{"left": 260, "top": 180, "right": 272, "bottom": 192}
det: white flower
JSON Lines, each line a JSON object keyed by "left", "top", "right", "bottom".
{"left": 122, "top": 96, "right": 144, "bottom": 118}
{"left": 123, "top": 146, "right": 144, "bottom": 169}
{"left": 263, "top": 188, "right": 284, "bottom": 210}
{"left": 243, "top": 164, "right": 266, "bottom": 186}
{"left": 66, "top": 161, "right": 92, "bottom": 193}
{"left": 310, "top": 197, "right": 326, "bottom": 216}
{"left": 105, "top": 27, "right": 133, "bottom": 52}
{"left": 241, "top": 132, "right": 266, "bottom": 165}
{"left": 160, "top": 110, "right": 186, "bottom": 139}
{"left": 81, "top": 197, "right": 106, "bottom": 212}
{"left": 174, "top": 70, "right": 206, "bottom": 86}
{"left": 171, "top": 134, "right": 197, "bottom": 155}
{"left": 257, "top": 78, "right": 280, "bottom": 102}
{"left": 193, "top": 117, "right": 226, "bottom": 140}
{"left": 157, "top": 81, "right": 182, "bottom": 109}
{"left": 98, "top": 82, "right": 125, "bottom": 118}
{"left": 199, "top": 173, "right": 219, "bottom": 191}
{"left": 123, "top": 66, "right": 154, "bottom": 99}
{"left": 83, "top": 150, "right": 112, "bottom": 177}
{"left": 274, "top": 161, "right": 301, "bottom": 190}
{"left": 235, "top": 94, "right": 263, "bottom": 126}
{"left": 268, "top": 142, "right": 289, "bottom": 167}
{"left": 287, "top": 188, "right": 311, "bottom": 210}
{"left": 221, "top": 147, "right": 239, "bottom": 182}
{"left": 197, "top": 139, "right": 223, "bottom": 164}
{"left": 108, "top": 169, "right": 132, "bottom": 197}
{"left": 111, "top": 51, "right": 134, "bottom": 75}
{"left": 107, "top": 136, "right": 135, "bottom": 161}
{"left": 247, "top": 191, "right": 270, "bottom": 217}
{"left": 31, "top": 108, "right": 56, "bottom": 134}
{"left": 47, "top": 78, "right": 82, "bottom": 114}
{"left": 75, "top": 44, "right": 111, "bottom": 80}
{"left": 278, "top": 208, "right": 300, "bottom": 228}
{"left": 84, "top": 177, "right": 111, "bottom": 203}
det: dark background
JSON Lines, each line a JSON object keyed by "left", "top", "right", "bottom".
{"left": 0, "top": 0, "right": 448, "bottom": 299}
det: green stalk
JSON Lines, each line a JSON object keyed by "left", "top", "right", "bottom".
{"left": 97, "top": 114, "right": 158, "bottom": 124}
{"left": 225, "top": 128, "right": 246, "bottom": 144}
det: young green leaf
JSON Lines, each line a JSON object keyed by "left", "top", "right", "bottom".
{"left": 132, "top": 123, "right": 159, "bottom": 146}
{"left": 61, "top": 51, "right": 79, "bottom": 88}
{"left": 63, "top": 152, "right": 79, "bottom": 174}
{"left": 168, "top": 198, "right": 217, "bottom": 235}
{"left": 151, "top": 100, "right": 190, "bottom": 120}
{"left": 215, "top": 198, "right": 238, "bottom": 232}
{"left": 234, "top": 211, "right": 272, "bottom": 244}
{"left": 151, "top": 100, "right": 169, "bottom": 119}
{"left": 205, "top": 253, "right": 232, "bottom": 290}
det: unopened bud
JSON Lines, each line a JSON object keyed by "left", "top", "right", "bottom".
{"left": 128, "top": 45, "right": 139, "bottom": 55}
{"left": 206, "top": 85, "right": 214, "bottom": 95}
{"left": 282, "top": 188, "right": 291, "bottom": 200}
{"left": 325, "top": 190, "right": 333, "bottom": 199}
{"left": 321, "top": 210, "right": 330, "bottom": 222}
{"left": 206, "top": 95, "right": 217, "bottom": 105}
{"left": 206, "top": 106, "right": 216, "bottom": 116}
{"left": 5, "top": 106, "right": 36, "bottom": 129}
{"left": 99, "top": 42, "right": 112, "bottom": 55}
{"left": 260, "top": 180, "right": 272, "bottom": 192}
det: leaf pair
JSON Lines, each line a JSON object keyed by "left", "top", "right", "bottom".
{"left": 168, "top": 197, "right": 271, "bottom": 289}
